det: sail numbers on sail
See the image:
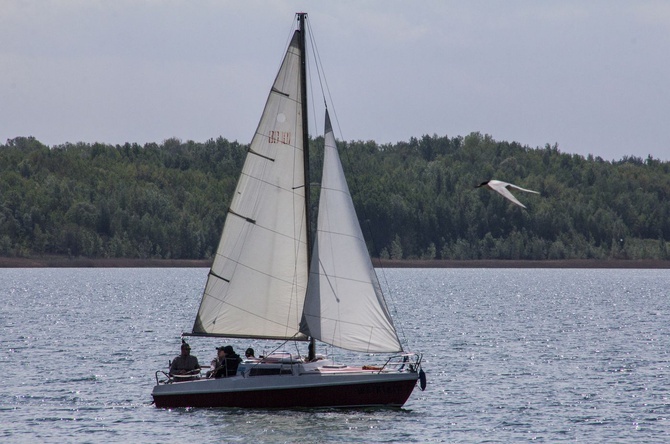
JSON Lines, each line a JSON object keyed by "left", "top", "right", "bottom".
{"left": 268, "top": 131, "right": 291, "bottom": 144}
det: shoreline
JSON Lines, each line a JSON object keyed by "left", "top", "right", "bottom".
{"left": 0, "top": 256, "right": 669, "bottom": 269}
{"left": 374, "top": 259, "right": 670, "bottom": 269}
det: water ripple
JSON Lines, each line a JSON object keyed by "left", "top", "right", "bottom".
{"left": 1, "top": 268, "right": 670, "bottom": 442}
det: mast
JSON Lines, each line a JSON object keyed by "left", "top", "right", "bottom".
{"left": 298, "top": 12, "right": 310, "bottom": 260}
{"left": 297, "top": 12, "right": 316, "bottom": 361}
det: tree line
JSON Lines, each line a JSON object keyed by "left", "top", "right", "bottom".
{"left": 1, "top": 133, "right": 669, "bottom": 261}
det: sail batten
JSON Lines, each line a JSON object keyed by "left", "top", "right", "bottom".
{"left": 247, "top": 149, "right": 276, "bottom": 162}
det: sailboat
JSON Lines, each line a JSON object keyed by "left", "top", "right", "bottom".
{"left": 152, "top": 12, "right": 425, "bottom": 409}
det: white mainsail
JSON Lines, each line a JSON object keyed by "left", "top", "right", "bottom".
{"left": 192, "top": 31, "right": 309, "bottom": 340}
{"left": 300, "top": 111, "right": 403, "bottom": 353}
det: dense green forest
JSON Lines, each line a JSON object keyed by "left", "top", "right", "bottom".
{"left": 1, "top": 133, "right": 669, "bottom": 261}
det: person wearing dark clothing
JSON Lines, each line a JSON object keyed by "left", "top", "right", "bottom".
{"left": 169, "top": 342, "right": 201, "bottom": 379}
{"left": 213, "top": 345, "right": 242, "bottom": 378}
{"left": 206, "top": 347, "right": 226, "bottom": 378}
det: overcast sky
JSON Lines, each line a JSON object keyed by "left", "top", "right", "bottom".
{"left": 2, "top": 1, "right": 669, "bottom": 161}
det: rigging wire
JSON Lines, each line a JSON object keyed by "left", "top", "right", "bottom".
{"left": 305, "top": 19, "right": 326, "bottom": 111}
{"left": 303, "top": 16, "right": 321, "bottom": 139}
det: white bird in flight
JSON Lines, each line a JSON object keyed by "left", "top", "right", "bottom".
{"left": 475, "top": 180, "right": 540, "bottom": 209}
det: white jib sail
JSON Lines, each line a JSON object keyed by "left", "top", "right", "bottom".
{"left": 192, "top": 31, "right": 309, "bottom": 340}
{"left": 301, "top": 111, "right": 403, "bottom": 353}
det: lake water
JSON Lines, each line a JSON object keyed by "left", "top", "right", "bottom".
{"left": 1, "top": 268, "right": 669, "bottom": 443}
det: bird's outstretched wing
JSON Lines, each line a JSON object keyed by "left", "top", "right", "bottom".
{"left": 505, "top": 183, "right": 540, "bottom": 195}
{"left": 486, "top": 180, "right": 539, "bottom": 209}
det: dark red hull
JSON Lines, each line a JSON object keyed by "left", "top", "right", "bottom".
{"left": 153, "top": 376, "right": 417, "bottom": 409}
